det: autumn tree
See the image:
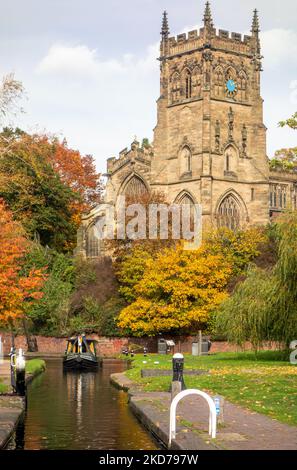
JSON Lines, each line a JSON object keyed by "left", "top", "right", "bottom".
{"left": 270, "top": 148, "right": 297, "bottom": 172}
{"left": 0, "top": 129, "right": 102, "bottom": 250}
{"left": 279, "top": 112, "right": 297, "bottom": 130}
{"left": 0, "top": 73, "right": 24, "bottom": 126}
{"left": 269, "top": 113, "right": 297, "bottom": 172}
{"left": 0, "top": 129, "right": 81, "bottom": 251}
{"left": 117, "top": 226, "right": 265, "bottom": 336}
{"left": 0, "top": 199, "right": 45, "bottom": 328}
{"left": 203, "top": 227, "right": 266, "bottom": 275}
{"left": 117, "top": 243, "right": 232, "bottom": 336}
{"left": 108, "top": 190, "right": 178, "bottom": 265}
{"left": 48, "top": 138, "right": 102, "bottom": 226}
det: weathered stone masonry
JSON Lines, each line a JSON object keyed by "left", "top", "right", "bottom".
{"left": 76, "top": 3, "right": 297, "bottom": 258}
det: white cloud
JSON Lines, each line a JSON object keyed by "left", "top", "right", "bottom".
{"left": 26, "top": 42, "right": 160, "bottom": 170}
{"left": 28, "top": 27, "right": 297, "bottom": 169}
{"left": 36, "top": 42, "right": 159, "bottom": 79}
{"left": 261, "top": 29, "right": 297, "bottom": 69}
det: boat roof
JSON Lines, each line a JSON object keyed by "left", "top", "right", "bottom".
{"left": 67, "top": 336, "right": 97, "bottom": 343}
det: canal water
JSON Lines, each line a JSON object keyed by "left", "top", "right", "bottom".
{"left": 8, "top": 359, "right": 158, "bottom": 450}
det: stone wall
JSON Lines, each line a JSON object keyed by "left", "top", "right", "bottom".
{"left": 0, "top": 331, "right": 277, "bottom": 357}
{"left": 0, "top": 332, "right": 128, "bottom": 357}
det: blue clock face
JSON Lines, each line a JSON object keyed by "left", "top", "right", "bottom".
{"left": 226, "top": 79, "right": 236, "bottom": 92}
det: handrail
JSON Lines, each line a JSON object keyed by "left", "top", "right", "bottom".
{"left": 169, "top": 389, "right": 217, "bottom": 447}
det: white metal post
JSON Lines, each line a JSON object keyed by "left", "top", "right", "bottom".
{"left": 169, "top": 389, "right": 217, "bottom": 447}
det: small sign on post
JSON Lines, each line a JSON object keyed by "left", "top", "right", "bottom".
{"left": 214, "top": 395, "right": 224, "bottom": 425}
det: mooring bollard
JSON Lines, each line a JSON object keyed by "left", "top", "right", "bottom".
{"left": 15, "top": 349, "right": 26, "bottom": 396}
{"left": 171, "top": 353, "right": 186, "bottom": 400}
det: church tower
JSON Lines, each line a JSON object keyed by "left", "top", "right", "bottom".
{"left": 152, "top": 3, "right": 270, "bottom": 229}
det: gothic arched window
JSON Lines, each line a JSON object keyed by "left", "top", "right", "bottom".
{"left": 217, "top": 194, "right": 241, "bottom": 231}
{"left": 86, "top": 223, "right": 101, "bottom": 258}
{"left": 176, "top": 192, "right": 196, "bottom": 232}
{"left": 226, "top": 153, "right": 230, "bottom": 172}
{"left": 178, "top": 193, "right": 195, "bottom": 206}
{"left": 123, "top": 176, "right": 148, "bottom": 199}
{"left": 225, "top": 66, "right": 236, "bottom": 82}
{"left": 185, "top": 70, "right": 192, "bottom": 99}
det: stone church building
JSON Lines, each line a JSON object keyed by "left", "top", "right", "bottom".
{"left": 76, "top": 2, "right": 297, "bottom": 258}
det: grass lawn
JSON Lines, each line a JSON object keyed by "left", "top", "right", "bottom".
{"left": 25, "top": 359, "right": 46, "bottom": 376}
{"left": 125, "top": 351, "right": 297, "bottom": 427}
{"left": 0, "top": 359, "right": 45, "bottom": 395}
{"left": 0, "top": 379, "right": 8, "bottom": 394}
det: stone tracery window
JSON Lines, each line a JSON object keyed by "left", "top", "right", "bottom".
{"left": 217, "top": 194, "right": 241, "bottom": 231}
{"left": 123, "top": 175, "right": 148, "bottom": 199}
{"left": 176, "top": 192, "right": 196, "bottom": 231}
{"left": 269, "top": 184, "right": 288, "bottom": 210}
{"left": 225, "top": 66, "right": 236, "bottom": 82}
{"left": 191, "top": 66, "right": 202, "bottom": 97}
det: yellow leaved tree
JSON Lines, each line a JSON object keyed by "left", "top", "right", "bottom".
{"left": 117, "top": 244, "right": 232, "bottom": 336}
{"left": 117, "top": 227, "right": 266, "bottom": 336}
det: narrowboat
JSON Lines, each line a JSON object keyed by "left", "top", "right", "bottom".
{"left": 63, "top": 335, "right": 99, "bottom": 370}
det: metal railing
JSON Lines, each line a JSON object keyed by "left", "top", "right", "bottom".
{"left": 169, "top": 389, "right": 217, "bottom": 447}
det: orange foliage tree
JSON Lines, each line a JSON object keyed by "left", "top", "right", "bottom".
{"left": 49, "top": 138, "right": 102, "bottom": 226}
{"left": 0, "top": 129, "right": 102, "bottom": 250}
{"left": 0, "top": 199, "right": 45, "bottom": 326}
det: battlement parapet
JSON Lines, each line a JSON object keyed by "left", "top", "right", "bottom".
{"left": 106, "top": 140, "right": 153, "bottom": 174}
{"left": 165, "top": 27, "right": 253, "bottom": 58}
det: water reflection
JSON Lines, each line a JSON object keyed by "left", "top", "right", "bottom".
{"left": 10, "top": 359, "right": 157, "bottom": 450}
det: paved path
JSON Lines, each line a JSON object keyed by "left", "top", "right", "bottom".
{"left": 0, "top": 360, "right": 11, "bottom": 388}
{"left": 0, "top": 360, "right": 24, "bottom": 448}
{"left": 129, "top": 391, "right": 297, "bottom": 450}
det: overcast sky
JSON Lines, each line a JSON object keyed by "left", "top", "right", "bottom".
{"left": 1, "top": 0, "right": 297, "bottom": 171}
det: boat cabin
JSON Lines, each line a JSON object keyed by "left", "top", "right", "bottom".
{"left": 66, "top": 335, "right": 97, "bottom": 356}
